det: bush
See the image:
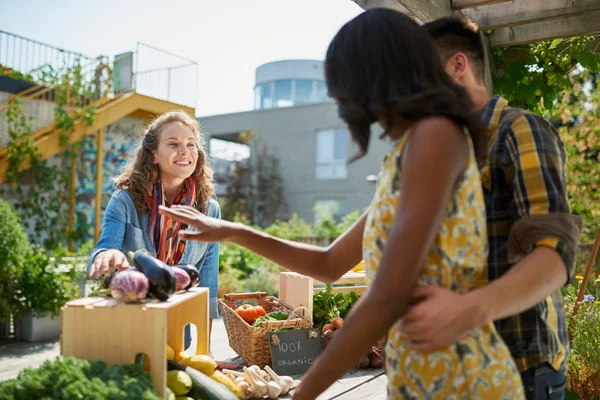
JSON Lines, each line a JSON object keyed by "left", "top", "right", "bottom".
{"left": 564, "top": 283, "right": 600, "bottom": 399}
{"left": 14, "top": 245, "right": 81, "bottom": 318}
{"left": 0, "top": 198, "right": 30, "bottom": 321}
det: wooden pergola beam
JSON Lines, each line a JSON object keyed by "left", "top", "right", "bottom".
{"left": 464, "top": 0, "right": 600, "bottom": 29}
{"left": 351, "top": 0, "right": 413, "bottom": 16}
{"left": 489, "top": 10, "right": 600, "bottom": 47}
{"left": 395, "top": 0, "right": 455, "bottom": 22}
{"left": 352, "top": 0, "right": 457, "bottom": 22}
{"left": 452, "top": 0, "right": 510, "bottom": 10}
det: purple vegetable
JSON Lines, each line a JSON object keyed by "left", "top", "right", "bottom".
{"left": 110, "top": 270, "right": 149, "bottom": 303}
{"left": 172, "top": 267, "right": 191, "bottom": 291}
{"left": 368, "top": 346, "right": 385, "bottom": 369}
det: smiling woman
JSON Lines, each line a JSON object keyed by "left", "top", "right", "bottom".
{"left": 85, "top": 111, "right": 227, "bottom": 363}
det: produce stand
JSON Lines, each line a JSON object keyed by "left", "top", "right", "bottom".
{"left": 60, "top": 287, "right": 209, "bottom": 399}
{"left": 279, "top": 271, "right": 367, "bottom": 316}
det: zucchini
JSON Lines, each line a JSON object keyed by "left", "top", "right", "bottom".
{"left": 167, "top": 360, "right": 238, "bottom": 400}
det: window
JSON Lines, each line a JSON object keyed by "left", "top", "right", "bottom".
{"left": 314, "top": 80, "right": 328, "bottom": 102}
{"left": 275, "top": 80, "right": 293, "bottom": 107}
{"left": 314, "top": 199, "right": 346, "bottom": 224}
{"left": 261, "top": 83, "right": 273, "bottom": 109}
{"left": 254, "top": 87, "right": 261, "bottom": 109}
{"left": 316, "top": 129, "right": 347, "bottom": 180}
{"left": 295, "top": 79, "right": 313, "bottom": 104}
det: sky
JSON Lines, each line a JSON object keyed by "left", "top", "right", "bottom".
{"left": 0, "top": 0, "right": 363, "bottom": 117}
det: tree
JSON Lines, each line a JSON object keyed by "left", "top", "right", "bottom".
{"left": 222, "top": 133, "right": 288, "bottom": 227}
{"left": 493, "top": 36, "right": 600, "bottom": 243}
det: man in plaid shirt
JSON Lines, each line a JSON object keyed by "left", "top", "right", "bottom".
{"left": 398, "top": 17, "right": 582, "bottom": 399}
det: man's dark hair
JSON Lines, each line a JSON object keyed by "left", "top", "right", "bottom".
{"left": 424, "top": 17, "right": 485, "bottom": 82}
{"left": 325, "top": 8, "right": 487, "bottom": 162}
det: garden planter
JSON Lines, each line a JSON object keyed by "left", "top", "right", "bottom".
{"left": 0, "top": 75, "right": 37, "bottom": 94}
{"left": 15, "top": 312, "right": 60, "bottom": 342}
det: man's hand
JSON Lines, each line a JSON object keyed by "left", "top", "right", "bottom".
{"left": 398, "top": 285, "right": 485, "bottom": 351}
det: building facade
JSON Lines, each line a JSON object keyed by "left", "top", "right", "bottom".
{"left": 201, "top": 60, "right": 390, "bottom": 223}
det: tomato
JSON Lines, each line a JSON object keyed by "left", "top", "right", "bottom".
{"left": 235, "top": 304, "right": 258, "bottom": 324}
{"left": 254, "top": 305, "right": 266, "bottom": 318}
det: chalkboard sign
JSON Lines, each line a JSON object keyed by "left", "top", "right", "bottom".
{"left": 268, "top": 328, "right": 323, "bottom": 375}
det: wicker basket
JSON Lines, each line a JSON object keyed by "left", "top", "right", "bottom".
{"left": 219, "top": 292, "right": 312, "bottom": 367}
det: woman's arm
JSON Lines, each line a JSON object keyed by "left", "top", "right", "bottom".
{"left": 158, "top": 207, "right": 367, "bottom": 283}
{"left": 292, "top": 117, "right": 469, "bottom": 400}
{"left": 87, "top": 193, "right": 130, "bottom": 278}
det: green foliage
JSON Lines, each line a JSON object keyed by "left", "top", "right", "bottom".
{"left": 0, "top": 64, "right": 36, "bottom": 83}
{"left": 222, "top": 138, "right": 288, "bottom": 227}
{"left": 312, "top": 284, "right": 361, "bottom": 329}
{"left": 0, "top": 356, "right": 160, "bottom": 400}
{"left": 314, "top": 210, "right": 361, "bottom": 242}
{"left": 263, "top": 213, "right": 314, "bottom": 240}
{"left": 0, "top": 198, "right": 30, "bottom": 321}
{"left": 1, "top": 60, "right": 97, "bottom": 250}
{"left": 493, "top": 36, "right": 596, "bottom": 115}
{"left": 14, "top": 245, "right": 81, "bottom": 318}
{"left": 564, "top": 284, "right": 600, "bottom": 398}
{"left": 494, "top": 36, "right": 600, "bottom": 244}
{"left": 218, "top": 211, "right": 362, "bottom": 296}
{"left": 552, "top": 70, "right": 600, "bottom": 243}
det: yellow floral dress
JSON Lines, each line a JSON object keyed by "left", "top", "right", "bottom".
{"left": 363, "top": 130, "right": 524, "bottom": 400}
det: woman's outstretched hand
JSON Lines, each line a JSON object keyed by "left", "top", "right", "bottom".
{"left": 89, "top": 249, "right": 131, "bottom": 279}
{"left": 159, "top": 205, "right": 237, "bottom": 242}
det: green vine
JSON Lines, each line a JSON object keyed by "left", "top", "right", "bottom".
{"left": 493, "top": 35, "right": 600, "bottom": 115}
{"left": 1, "top": 61, "right": 98, "bottom": 250}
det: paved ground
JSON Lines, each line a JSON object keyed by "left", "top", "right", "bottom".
{"left": 0, "top": 318, "right": 387, "bottom": 399}
{"left": 0, "top": 317, "right": 236, "bottom": 382}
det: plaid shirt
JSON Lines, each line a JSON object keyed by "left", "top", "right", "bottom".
{"left": 480, "top": 95, "right": 573, "bottom": 375}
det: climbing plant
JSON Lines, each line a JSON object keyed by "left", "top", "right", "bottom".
{"left": 492, "top": 35, "right": 600, "bottom": 115}
{"left": 1, "top": 61, "right": 98, "bottom": 249}
{"left": 492, "top": 35, "right": 600, "bottom": 243}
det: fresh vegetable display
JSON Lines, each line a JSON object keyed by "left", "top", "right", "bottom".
{"left": 251, "top": 311, "right": 289, "bottom": 327}
{"left": 320, "top": 315, "right": 385, "bottom": 370}
{"left": 129, "top": 250, "right": 176, "bottom": 301}
{"left": 312, "top": 284, "right": 360, "bottom": 329}
{"left": 0, "top": 357, "right": 161, "bottom": 399}
{"left": 172, "top": 264, "right": 200, "bottom": 289}
{"left": 167, "top": 359, "right": 239, "bottom": 400}
{"left": 172, "top": 266, "right": 192, "bottom": 291}
{"left": 110, "top": 269, "right": 150, "bottom": 303}
{"left": 222, "top": 365, "right": 299, "bottom": 399}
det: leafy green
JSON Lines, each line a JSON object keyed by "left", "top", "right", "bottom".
{"left": 252, "top": 311, "right": 290, "bottom": 327}
{"left": 0, "top": 357, "right": 160, "bottom": 400}
{"left": 312, "top": 285, "right": 362, "bottom": 329}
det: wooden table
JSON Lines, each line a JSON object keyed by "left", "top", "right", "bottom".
{"left": 280, "top": 369, "right": 388, "bottom": 399}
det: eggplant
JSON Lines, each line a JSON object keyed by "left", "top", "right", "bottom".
{"left": 172, "top": 264, "right": 200, "bottom": 290}
{"left": 102, "top": 270, "right": 119, "bottom": 289}
{"left": 128, "top": 250, "right": 176, "bottom": 301}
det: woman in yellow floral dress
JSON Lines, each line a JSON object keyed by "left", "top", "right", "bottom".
{"left": 159, "top": 8, "right": 524, "bottom": 400}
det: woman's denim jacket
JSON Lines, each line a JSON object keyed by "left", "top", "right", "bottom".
{"left": 87, "top": 190, "right": 221, "bottom": 318}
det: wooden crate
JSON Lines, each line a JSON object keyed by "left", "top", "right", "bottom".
{"left": 279, "top": 271, "right": 367, "bottom": 316}
{"left": 60, "top": 287, "right": 209, "bottom": 399}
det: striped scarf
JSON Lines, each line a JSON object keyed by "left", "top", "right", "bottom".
{"left": 145, "top": 178, "right": 197, "bottom": 265}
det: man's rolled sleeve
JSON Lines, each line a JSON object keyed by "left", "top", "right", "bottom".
{"left": 501, "top": 114, "right": 576, "bottom": 281}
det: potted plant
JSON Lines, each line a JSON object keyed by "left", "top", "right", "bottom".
{"left": 0, "top": 198, "right": 30, "bottom": 339}
{"left": 14, "top": 245, "right": 81, "bottom": 342}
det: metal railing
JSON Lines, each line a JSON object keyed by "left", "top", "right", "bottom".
{"left": 0, "top": 29, "right": 96, "bottom": 83}
{"left": 0, "top": 58, "right": 112, "bottom": 147}
{"left": 133, "top": 42, "right": 198, "bottom": 108}
{"left": 0, "top": 32, "right": 198, "bottom": 150}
